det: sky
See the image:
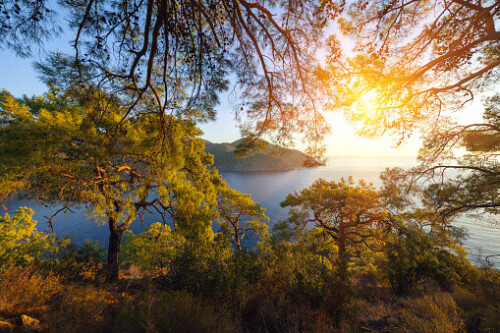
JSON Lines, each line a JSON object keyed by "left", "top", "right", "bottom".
{"left": 199, "top": 95, "right": 424, "bottom": 157}
{"left": 0, "top": 48, "right": 425, "bottom": 157}
{"left": 0, "top": 36, "right": 486, "bottom": 158}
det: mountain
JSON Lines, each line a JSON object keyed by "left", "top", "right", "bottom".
{"left": 204, "top": 139, "right": 323, "bottom": 172}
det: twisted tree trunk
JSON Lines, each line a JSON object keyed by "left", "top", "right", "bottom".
{"left": 106, "top": 218, "right": 123, "bottom": 282}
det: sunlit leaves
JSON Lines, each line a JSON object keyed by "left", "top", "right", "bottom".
{"left": 342, "top": 0, "right": 500, "bottom": 139}
{"left": 216, "top": 185, "right": 269, "bottom": 250}
{"left": 0, "top": 86, "right": 224, "bottom": 244}
{"left": 0, "top": 207, "right": 58, "bottom": 268}
{"left": 281, "top": 177, "right": 388, "bottom": 263}
{"left": 122, "top": 222, "right": 185, "bottom": 275}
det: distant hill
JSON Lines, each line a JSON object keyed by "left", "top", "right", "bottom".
{"left": 204, "top": 139, "right": 323, "bottom": 172}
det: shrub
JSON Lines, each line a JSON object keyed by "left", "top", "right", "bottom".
{"left": 252, "top": 297, "right": 324, "bottom": 332}
{"left": 52, "top": 238, "right": 105, "bottom": 281}
{"left": 121, "top": 222, "right": 184, "bottom": 276}
{"left": 134, "top": 290, "right": 237, "bottom": 332}
{"left": 47, "top": 284, "right": 130, "bottom": 332}
{"left": 49, "top": 287, "right": 237, "bottom": 332}
{"left": 458, "top": 268, "right": 500, "bottom": 332}
{"left": 0, "top": 207, "right": 58, "bottom": 268}
{"left": 386, "top": 224, "right": 475, "bottom": 294}
{"left": 166, "top": 235, "right": 253, "bottom": 306}
{"left": 481, "top": 269, "right": 500, "bottom": 331}
{"left": 480, "top": 305, "right": 500, "bottom": 332}
{"left": 398, "top": 292, "right": 464, "bottom": 333}
{"left": 0, "top": 266, "right": 62, "bottom": 317}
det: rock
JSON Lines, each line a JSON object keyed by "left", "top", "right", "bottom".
{"left": 18, "top": 315, "right": 40, "bottom": 327}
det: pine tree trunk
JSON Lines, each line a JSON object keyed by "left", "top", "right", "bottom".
{"left": 106, "top": 225, "right": 122, "bottom": 282}
{"left": 338, "top": 225, "right": 346, "bottom": 263}
{"left": 333, "top": 224, "right": 349, "bottom": 328}
{"left": 234, "top": 228, "right": 242, "bottom": 251}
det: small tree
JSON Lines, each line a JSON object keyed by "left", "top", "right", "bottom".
{"left": 0, "top": 87, "right": 221, "bottom": 280}
{"left": 216, "top": 186, "right": 269, "bottom": 251}
{"left": 281, "top": 177, "right": 387, "bottom": 266}
{"left": 280, "top": 177, "right": 388, "bottom": 326}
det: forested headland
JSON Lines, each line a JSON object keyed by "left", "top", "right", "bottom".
{"left": 1, "top": 0, "right": 500, "bottom": 332}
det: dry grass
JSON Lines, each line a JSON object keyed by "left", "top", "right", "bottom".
{"left": 353, "top": 298, "right": 395, "bottom": 323}
{"left": 1, "top": 264, "right": 497, "bottom": 332}
{"left": 398, "top": 292, "right": 464, "bottom": 333}
{"left": 47, "top": 285, "right": 123, "bottom": 332}
{"left": 0, "top": 266, "right": 237, "bottom": 332}
{"left": 0, "top": 266, "right": 61, "bottom": 318}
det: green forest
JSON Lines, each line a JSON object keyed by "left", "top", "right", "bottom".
{"left": 1, "top": 0, "right": 500, "bottom": 332}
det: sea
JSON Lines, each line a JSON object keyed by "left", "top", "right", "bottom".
{"left": 3, "top": 156, "right": 500, "bottom": 266}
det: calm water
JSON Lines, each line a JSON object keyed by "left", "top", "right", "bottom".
{"left": 4, "top": 156, "right": 500, "bottom": 265}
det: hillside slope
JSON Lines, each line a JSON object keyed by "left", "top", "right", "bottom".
{"left": 204, "top": 140, "right": 322, "bottom": 172}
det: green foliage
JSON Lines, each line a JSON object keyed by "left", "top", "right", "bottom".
{"left": 472, "top": 269, "right": 500, "bottom": 332}
{"left": 217, "top": 185, "right": 269, "bottom": 250}
{"left": 348, "top": 237, "right": 387, "bottom": 294}
{"left": 386, "top": 224, "right": 476, "bottom": 294}
{"left": 121, "top": 223, "right": 184, "bottom": 275}
{"left": 480, "top": 305, "right": 500, "bottom": 333}
{"left": 0, "top": 207, "right": 58, "bottom": 268}
{"left": 256, "top": 228, "right": 335, "bottom": 310}
{"left": 280, "top": 176, "right": 388, "bottom": 296}
{"left": 279, "top": 177, "right": 393, "bottom": 327}
{"left": 167, "top": 237, "right": 237, "bottom": 298}
{"left": 0, "top": 86, "right": 226, "bottom": 279}
{"left": 280, "top": 177, "right": 386, "bottom": 257}
{"left": 0, "top": 204, "right": 497, "bottom": 331}
{"left": 0, "top": 87, "right": 221, "bottom": 232}
{"left": 53, "top": 239, "right": 105, "bottom": 282}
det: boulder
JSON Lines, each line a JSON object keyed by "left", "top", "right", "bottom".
{"left": 18, "top": 315, "right": 40, "bottom": 328}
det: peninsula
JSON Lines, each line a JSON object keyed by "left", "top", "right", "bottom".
{"left": 204, "top": 139, "right": 323, "bottom": 172}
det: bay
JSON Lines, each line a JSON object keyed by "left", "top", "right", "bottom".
{"left": 3, "top": 156, "right": 500, "bottom": 265}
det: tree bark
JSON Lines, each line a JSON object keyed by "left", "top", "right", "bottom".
{"left": 338, "top": 224, "right": 346, "bottom": 263}
{"left": 234, "top": 227, "right": 242, "bottom": 251}
{"left": 106, "top": 223, "right": 123, "bottom": 282}
{"left": 333, "top": 223, "right": 349, "bottom": 328}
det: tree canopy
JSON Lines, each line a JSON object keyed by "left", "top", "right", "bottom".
{"left": 342, "top": 0, "right": 500, "bottom": 138}
{"left": 0, "top": 86, "right": 225, "bottom": 279}
{"left": 0, "top": 0, "right": 342, "bottom": 154}
{"left": 0, "top": 207, "right": 58, "bottom": 269}
{"left": 280, "top": 177, "right": 388, "bottom": 263}
{"left": 403, "top": 94, "right": 500, "bottom": 225}
{"left": 216, "top": 186, "right": 269, "bottom": 250}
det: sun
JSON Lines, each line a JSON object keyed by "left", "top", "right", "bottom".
{"left": 350, "top": 90, "right": 382, "bottom": 121}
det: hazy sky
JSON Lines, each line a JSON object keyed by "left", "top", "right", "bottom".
{"left": 0, "top": 43, "right": 485, "bottom": 157}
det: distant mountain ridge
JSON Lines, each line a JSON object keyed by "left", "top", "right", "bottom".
{"left": 204, "top": 139, "right": 322, "bottom": 172}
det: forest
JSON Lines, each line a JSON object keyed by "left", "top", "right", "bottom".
{"left": 0, "top": 0, "right": 500, "bottom": 332}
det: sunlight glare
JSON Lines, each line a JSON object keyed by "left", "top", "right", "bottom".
{"left": 350, "top": 89, "right": 382, "bottom": 124}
